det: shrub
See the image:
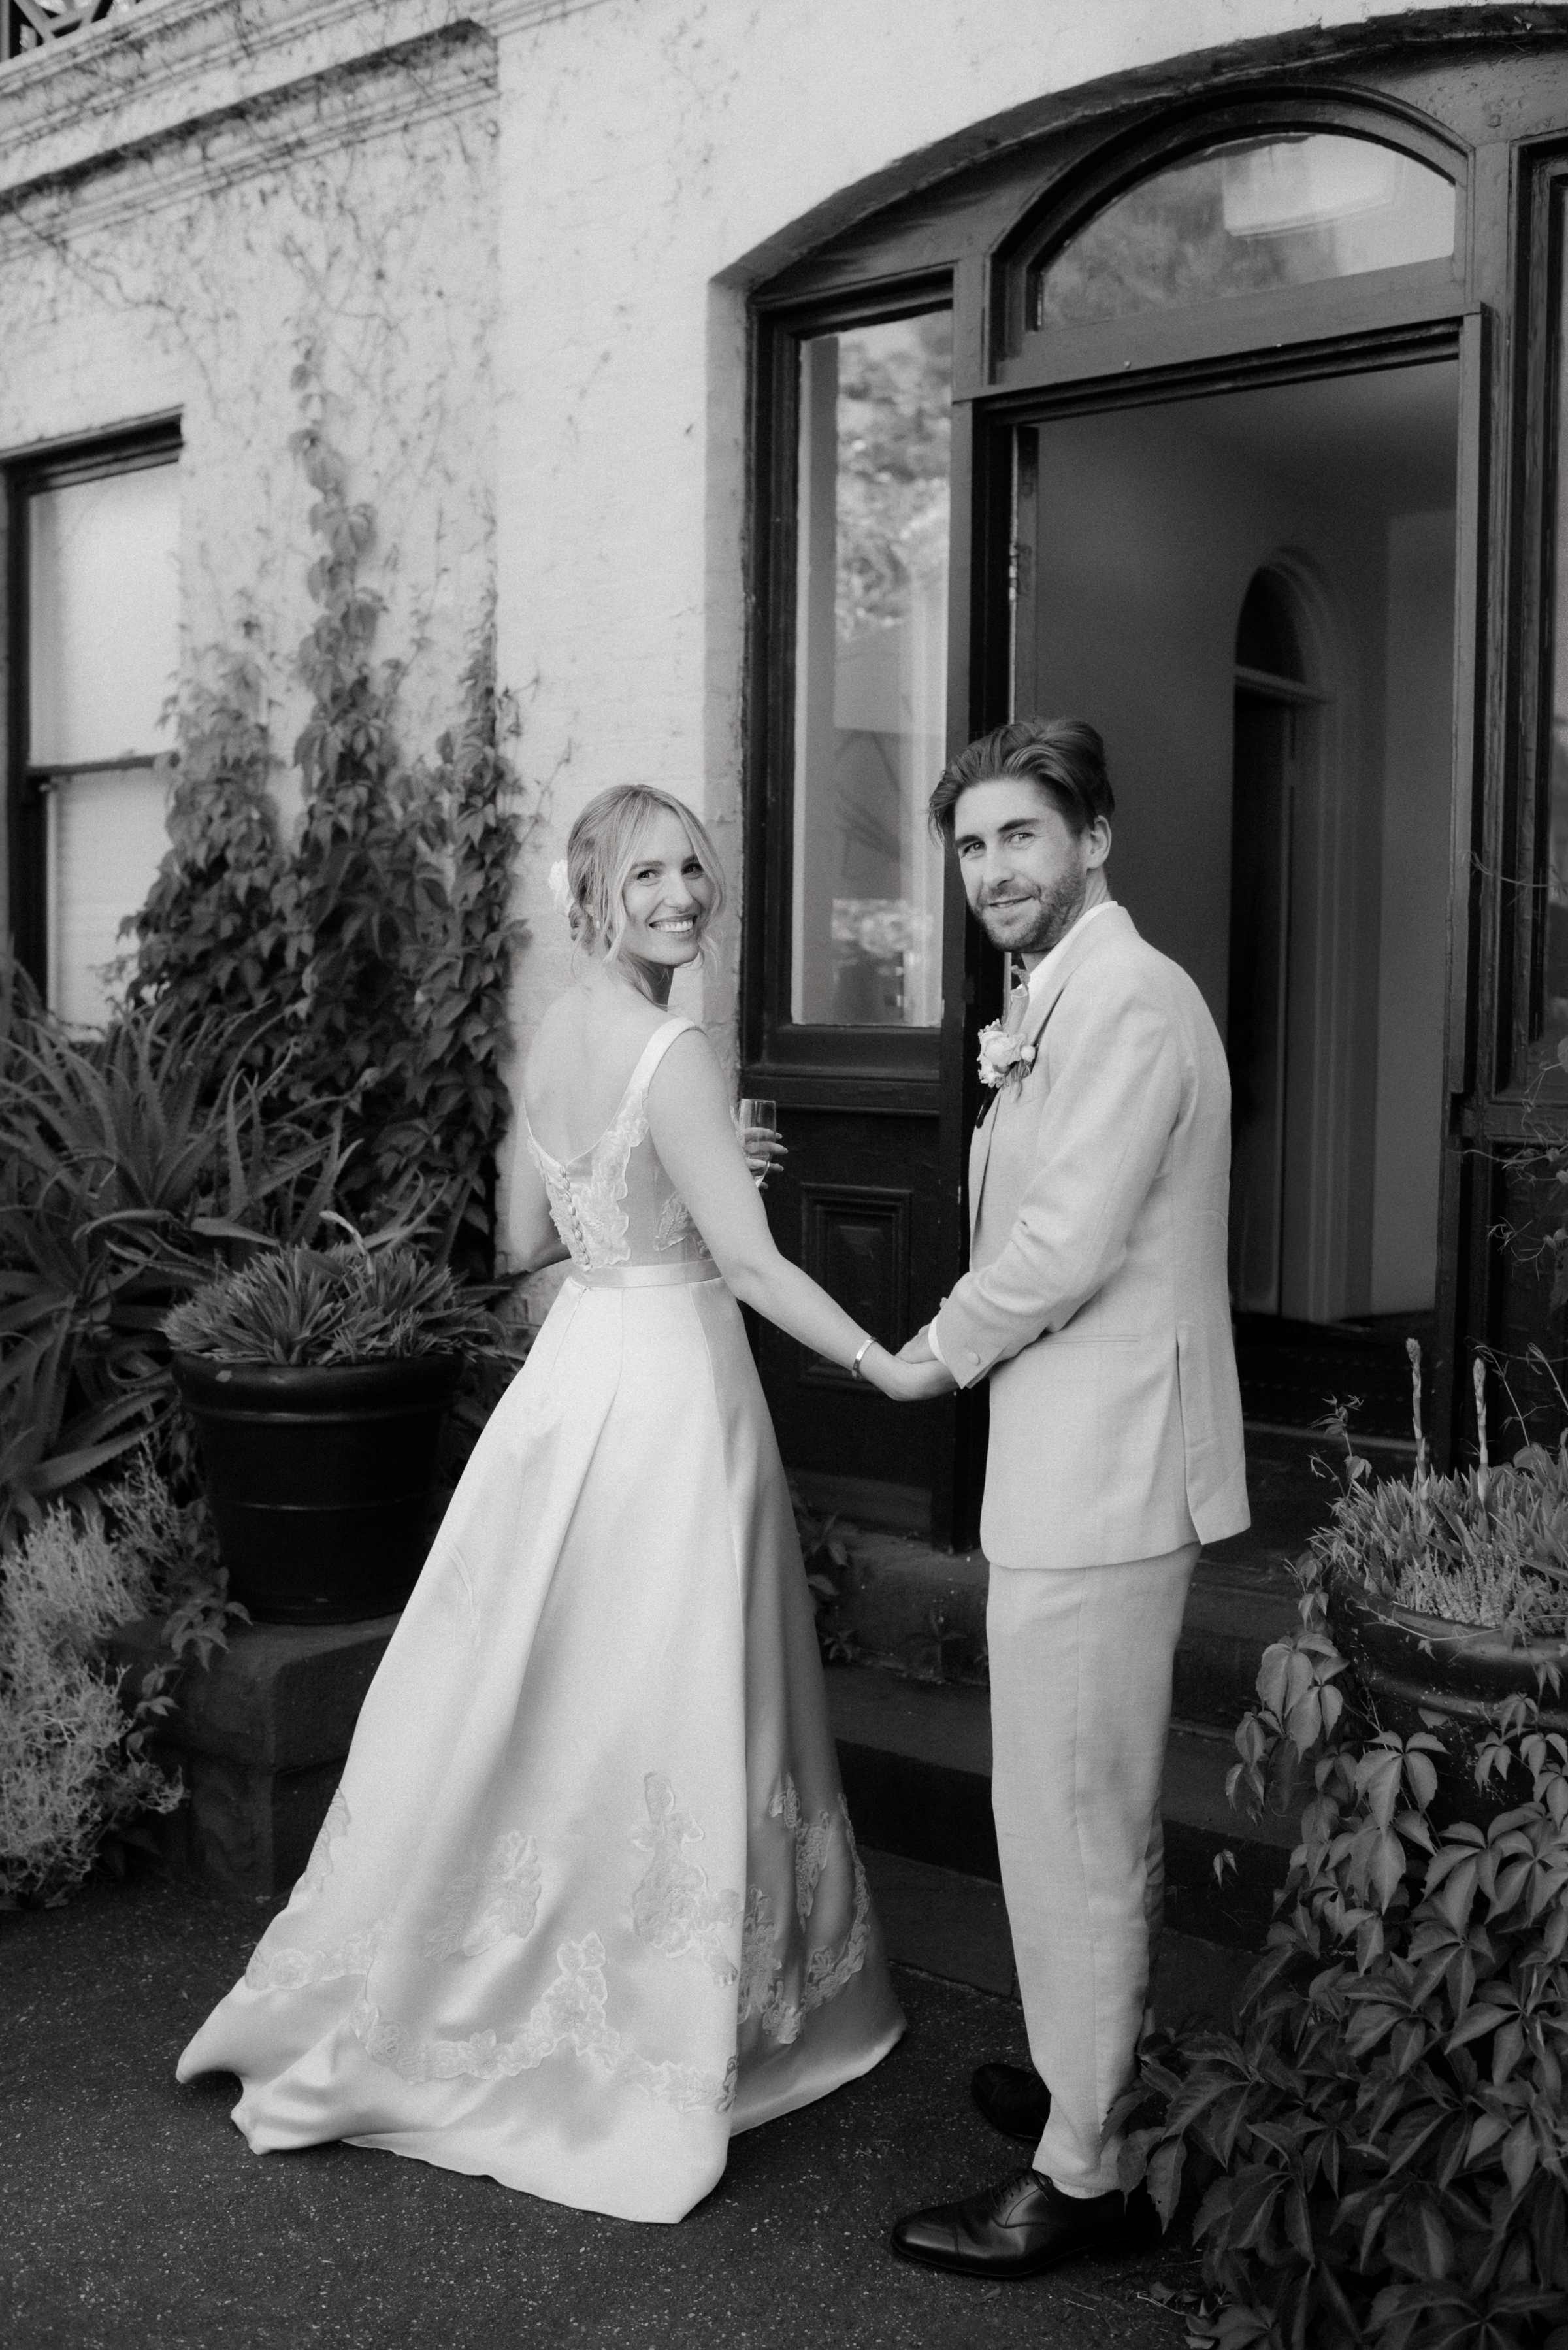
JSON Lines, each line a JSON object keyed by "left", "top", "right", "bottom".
{"left": 0, "top": 968, "right": 354, "bottom": 1548}
{"left": 1307, "top": 1359, "right": 1568, "bottom": 1640}
{"left": 0, "top": 1502, "right": 182, "bottom": 1907}
{"left": 163, "top": 1239, "right": 505, "bottom": 1366}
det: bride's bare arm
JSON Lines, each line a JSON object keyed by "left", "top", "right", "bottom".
{"left": 647, "top": 1033, "right": 947, "bottom": 1401}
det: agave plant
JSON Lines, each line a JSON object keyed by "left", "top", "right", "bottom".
{"left": 0, "top": 960, "right": 432, "bottom": 1549}
{"left": 163, "top": 1238, "right": 504, "bottom": 1366}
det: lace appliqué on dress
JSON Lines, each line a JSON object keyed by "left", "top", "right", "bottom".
{"left": 422, "top": 1830, "right": 542, "bottom": 1961}
{"left": 653, "top": 1186, "right": 696, "bottom": 1253}
{"left": 297, "top": 1789, "right": 350, "bottom": 1897}
{"left": 352, "top": 1932, "right": 736, "bottom": 2116}
{"left": 246, "top": 1923, "right": 384, "bottom": 1993}
{"left": 244, "top": 1791, "right": 372, "bottom": 1992}
{"left": 774, "top": 1776, "right": 834, "bottom": 1928}
{"left": 529, "top": 1086, "right": 652, "bottom": 1273}
{"left": 630, "top": 1773, "right": 742, "bottom": 1985}
{"left": 739, "top": 1779, "right": 872, "bottom": 2046}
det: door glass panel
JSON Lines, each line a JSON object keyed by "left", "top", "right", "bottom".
{"left": 791, "top": 311, "right": 950, "bottom": 1027}
{"left": 1034, "top": 135, "right": 1455, "bottom": 331}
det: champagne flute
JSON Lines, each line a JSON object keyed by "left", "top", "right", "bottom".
{"left": 738, "top": 1097, "right": 780, "bottom": 1189}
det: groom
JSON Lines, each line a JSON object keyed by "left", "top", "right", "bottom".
{"left": 890, "top": 717, "right": 1249, "bottom": 2279}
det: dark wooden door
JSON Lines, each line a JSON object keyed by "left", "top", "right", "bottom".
{"left": 743, "top": 290, "right": 996, "bottom": 1545}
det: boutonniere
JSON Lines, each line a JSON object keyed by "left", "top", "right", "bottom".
{"left": 977, "top": 1022, "right": 1036, "bottom": 1092}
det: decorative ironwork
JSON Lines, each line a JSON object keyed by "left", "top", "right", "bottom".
{"left": 3, "top": 0, "right": 146, "bottom": 67}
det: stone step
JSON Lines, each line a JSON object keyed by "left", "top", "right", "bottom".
{"left": 860, "top": 1846, "right": 1258, "bottom": 2029}
{"left": 820, "top": 1425, "right": 1325, "bottom": 1727}
{"left": 827, "top": 1664, "right": 1300, "bottom": 1952}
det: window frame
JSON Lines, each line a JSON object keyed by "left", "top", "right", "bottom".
{"left": 992, "top": 92, "right": 1471, "bottom": 390}
{"left": 5, "top": 417, "right": 182, "bottom": 997}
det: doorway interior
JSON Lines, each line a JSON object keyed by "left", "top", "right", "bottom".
{"left": 1017, "top": 356, "right": 1460, "bottom": 1434}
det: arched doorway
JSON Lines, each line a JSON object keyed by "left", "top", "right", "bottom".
{"left": 750, "top": 37, "right": 1568, "bottom": 1527}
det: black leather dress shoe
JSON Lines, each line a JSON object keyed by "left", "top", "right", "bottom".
{"left": 970, "top": 2060, "right": 1051, "bottom": 2143}
{"left": 890, "top": 2166, "right": 1152, "bottom": 2279}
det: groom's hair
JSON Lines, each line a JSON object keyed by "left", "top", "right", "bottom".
{"left": 928, "top": 718, "right": 1114, "bottom": 844}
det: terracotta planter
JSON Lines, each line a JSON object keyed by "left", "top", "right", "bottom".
{"left": 173, "top": 1353, "right": 461, "bottom": 1626}
{"left": 1331, "top": 1581, "right": 1568, "bottom": 1821}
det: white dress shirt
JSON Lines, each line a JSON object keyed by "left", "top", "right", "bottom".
{"left": 927, "top": 898, "right": 1117, "bottom": 1373}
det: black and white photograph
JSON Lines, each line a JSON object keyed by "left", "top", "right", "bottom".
{"left": 5, "top": 3, "right": 1568, "bottom": 2346}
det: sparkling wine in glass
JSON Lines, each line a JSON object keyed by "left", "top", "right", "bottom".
{"left": 738, "top": 1097, "right": 779, "bottom": 1188}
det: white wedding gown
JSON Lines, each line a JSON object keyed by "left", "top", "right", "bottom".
{"left": 177, "top": 1016, "right": 905, "bottom": 2222}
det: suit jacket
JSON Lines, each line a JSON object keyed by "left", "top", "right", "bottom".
{"left": 931, "top": 904, "right": 1249, "bottom": 1572}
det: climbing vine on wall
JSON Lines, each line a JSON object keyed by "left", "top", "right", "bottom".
{"left": 129, "top": 357, "right": 531, "bottom": 1260}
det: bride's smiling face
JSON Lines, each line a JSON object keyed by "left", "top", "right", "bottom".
{"left": 616, "top": 812, "right": 714, "bottom": 970}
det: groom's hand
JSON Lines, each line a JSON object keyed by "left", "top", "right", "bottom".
{"left": 899, "top": 1326, "right": 936, "bottom": 1363}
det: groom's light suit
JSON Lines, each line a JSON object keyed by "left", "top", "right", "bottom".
{"left": 930, "top": 900, "right": 1248, "bottom": 2195}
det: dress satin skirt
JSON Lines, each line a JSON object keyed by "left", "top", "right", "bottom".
{"left": 176, "top": 1266, "right": 904, "bottom": 2223}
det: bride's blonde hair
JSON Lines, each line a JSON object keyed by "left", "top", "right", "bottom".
{"left": 563, "top": 785, "right": 727, "bottom": 965}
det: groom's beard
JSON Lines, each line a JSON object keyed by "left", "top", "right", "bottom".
{"left": 977, "top": 868, "right": 1087, "bottom": 959}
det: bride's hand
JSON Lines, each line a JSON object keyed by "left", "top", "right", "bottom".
{"left": 858, "top": 1345, "right": 958, "bottom": 1402}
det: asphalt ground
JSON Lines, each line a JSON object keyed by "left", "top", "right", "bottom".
{"left": 2, "top": 1866, "right": 1212, "bottom": 2350}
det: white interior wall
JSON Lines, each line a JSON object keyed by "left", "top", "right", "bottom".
{"left": 1371, "top": 508, "right": 1457, "bottom": 1313}
{"left": 1028, "top": 366, "right": 1457, "bottom": 1318}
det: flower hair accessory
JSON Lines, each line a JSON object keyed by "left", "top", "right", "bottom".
{"left": 547, "top": 859, "right": 574, "bottom": 918}
{"left": 977, "top": 1022, "right": 1036, "bottom": 1092}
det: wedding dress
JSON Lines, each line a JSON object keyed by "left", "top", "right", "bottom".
{"left": 177, "top": 1016, "right": 904, "bottom": 2222}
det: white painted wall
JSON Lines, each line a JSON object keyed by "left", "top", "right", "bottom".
{"left": 0, "top": 24, "right": 497, "bottom": 823}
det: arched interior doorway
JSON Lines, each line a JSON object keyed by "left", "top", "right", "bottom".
{"left": 1228, "top": 567, "right": 1322, "bottom": 1321}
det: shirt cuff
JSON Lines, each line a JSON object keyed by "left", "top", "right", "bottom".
{"left": 926, "top": 1320, "right": 951, "bottom": 1372}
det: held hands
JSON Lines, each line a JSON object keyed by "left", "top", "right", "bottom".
{"left": 858, "top": 1327, "right": 958, "bottom": 1402}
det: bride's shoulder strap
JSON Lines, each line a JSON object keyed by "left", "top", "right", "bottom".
{"left": 627, "top": 1015, "right": 703, "bottom": 1100}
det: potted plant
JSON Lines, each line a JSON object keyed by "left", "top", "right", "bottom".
{"left": 163, "top": 1241, "right": 502, "bottom": 1625}
{"left": 1317, "top": 1350, "right": 1568, "bottom": 1816}
{"left": 1109, "top": 1352, "right": 1568, "bottom": 2347}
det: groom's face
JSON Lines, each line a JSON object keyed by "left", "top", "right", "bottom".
{"left": 952, "top": 778, "right": 1105, "bottom": 959}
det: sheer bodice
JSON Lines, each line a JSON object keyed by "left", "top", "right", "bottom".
{"left": 523, "top": 1018, "right": 709, "bottom": 1274}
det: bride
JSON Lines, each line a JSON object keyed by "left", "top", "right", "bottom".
{"left": 178, "top": 783, "right": 948, "bottom": 2223}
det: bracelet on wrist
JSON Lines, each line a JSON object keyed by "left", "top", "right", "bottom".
{"left": 849, "top": 1336, "right": 875, "bottom": 1382}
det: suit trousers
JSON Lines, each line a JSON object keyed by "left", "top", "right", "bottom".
{"left": 987, "top": 1541, "right": 1200, "bottom": 2196}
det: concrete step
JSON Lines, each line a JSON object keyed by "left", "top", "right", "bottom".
{"left": 828, "top": 1663, "right": 1301, "bottom": 1952}
{"left": 819, "top": 1427, "right": 1328, "bottom": 1740}
{"left": 861, "top": 1845, "right": 1258, "bottom": 2030}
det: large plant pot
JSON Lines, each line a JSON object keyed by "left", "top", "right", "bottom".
{"left": 173, "top": 1354, "right": 461, "bottom": 1625}
{"left": 1331, "top": 1582, "right": 1568, "bottom": 1823}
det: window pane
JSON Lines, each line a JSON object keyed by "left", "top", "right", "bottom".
{"left": 29, "top": 460, "right": 179, "bottom": 765}
{"left": 46, "top": 766, "right": 169, "bottom": 1027}
{"left": 791, "top": 312, "right": 950, "bottom": 1027}
{"left": 1035, "top": 135, "right": 1455, "bottom": 330}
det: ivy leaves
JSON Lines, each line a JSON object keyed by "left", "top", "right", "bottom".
{"left": 129, "top": 358, "right": 530, "bottom": 1263}
{"left": 1122, "top": 1478, "right": 1568, "bottom": 2350}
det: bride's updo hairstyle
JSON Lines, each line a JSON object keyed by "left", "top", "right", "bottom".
{"left": 563, "top": 785, "right": 727, "bottom": 965}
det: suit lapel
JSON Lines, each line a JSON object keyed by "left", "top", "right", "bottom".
{"left": 967, "top": 903, "right": 1135, "bottom": 1231}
